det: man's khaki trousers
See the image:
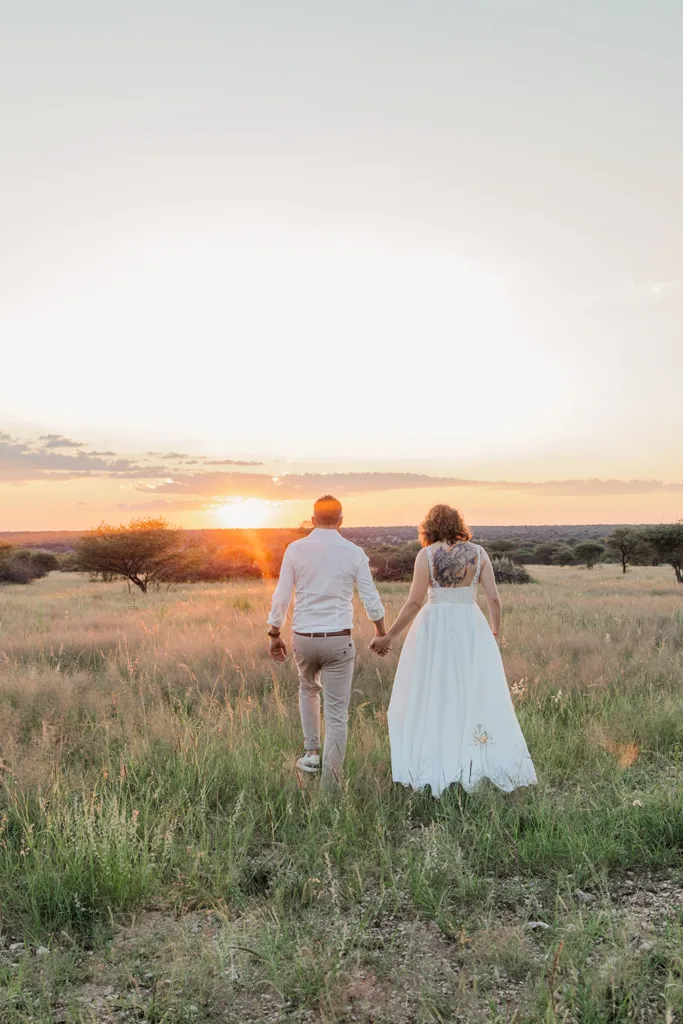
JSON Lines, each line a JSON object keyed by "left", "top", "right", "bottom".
{"left": 292, "top": 634, "right": 356, "bottom": 784}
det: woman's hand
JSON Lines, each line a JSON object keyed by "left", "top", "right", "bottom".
{"left": 369, "top": 633, "right": 392, "bottom": 657}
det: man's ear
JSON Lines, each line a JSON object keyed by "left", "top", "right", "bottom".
{"left": 337, "top": 517, "right": 343, "bottom": 528}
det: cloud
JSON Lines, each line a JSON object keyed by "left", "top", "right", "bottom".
{"left": 116, "top": 498, "right": 211, "bottom": 514}
{"left": 39, "top": 434, "right": 86, "bottom": 448}
{"left": 474, "top": 478, "right": 683, "bottom": 496}
{"left": 204, "top": 458, "right": 264, "bottom": 466}
{"left": 135, "top": 471, "right": 683, "bottom": 502}
{"left": 145, "top": 452, "right": 263, "bottom": 466}
{"left": 135, "top": 471, "right": 465, "bottom": 500}
{"left": 3, "top": 430, "right": 682, "bottom": 503}
{"left": 0, "top": 437, "right": 166, "bottom": 483}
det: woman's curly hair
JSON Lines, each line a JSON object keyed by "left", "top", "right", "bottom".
{"left": 418, "top": 504, "right": 472, "bottom": 547}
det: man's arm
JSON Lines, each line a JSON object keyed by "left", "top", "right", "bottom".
{"left": 267, "top": 547, "right": 295, "bottom": 662}
{"left": 355, "top": 552, "right": 386, "bottom": 635}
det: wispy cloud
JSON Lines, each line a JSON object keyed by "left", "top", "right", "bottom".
{"left": 134, "top": 471, "right": 683, "bottom": 502}
{"left": 0, "top": 431, "right": 263, "bottom": 484}
{"left": 4, "top": 430, "right": 682, "bottom": 507}
{"left": 204, "top": 458, "right": 264, "bottom": 466}
{"left": 135, "top": 471, "right": 465, "bottom": 500}
{"left": 39, "top": 433, "right": 86, "bottom": 448}
{"left": 0, "top": 435, "right": 163, "bottom": 482}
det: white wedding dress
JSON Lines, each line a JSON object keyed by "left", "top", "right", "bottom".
{"left": 387, "top": 542, "right": 537, "bottom": 797}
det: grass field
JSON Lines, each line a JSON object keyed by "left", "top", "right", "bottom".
{"left": 0, "top": 567, "right": 682, "bottom": 1023}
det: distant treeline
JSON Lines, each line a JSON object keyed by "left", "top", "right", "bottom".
{"left": 2, "top": 519, "right": 682, "bottom": 590}
{"left": 0, "top": 522, "right": 648, "bottom": 555}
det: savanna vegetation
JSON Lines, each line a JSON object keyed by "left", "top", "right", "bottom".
{"left": 0, "top": 566, "right": 681, "bottom": 1022}
{"left": 3, "top": 520, "right": 683, "bottom": 589}
{"left": 0, "top": 543, "right": 59, "bottom": 585}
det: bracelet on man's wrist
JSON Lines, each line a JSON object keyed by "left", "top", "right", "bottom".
{"left": 267, "top": 629, "right": 281, "bottom": 638}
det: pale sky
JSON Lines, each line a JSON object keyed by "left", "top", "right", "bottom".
{"left": 1, "top": 1, "right": 682, "bottom": 529}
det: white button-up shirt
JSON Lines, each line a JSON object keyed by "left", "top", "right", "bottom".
{"left": 267, "top": 528, "right": 385, "bottom": 633}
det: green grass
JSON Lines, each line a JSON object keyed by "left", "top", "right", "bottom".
{"left": 0, "top": 567, "right": 682, "bottom": 1021}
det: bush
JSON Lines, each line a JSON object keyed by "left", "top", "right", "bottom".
{"left": 573, "top": 540, "right": 606, "bottom": 569}
{"left": 0, "top": 546, "right": 54, "bottom": 585}
{"left": 532, "top": 542, "right": 561, "bottom": 565}
{"left": 491, "top": 556, "right": 532, "bottom": 584}
{"left": 368, "top": 542, "right": 420, "bottom": 582}
{"left": 29, "top": 550, "right": 60, "bottom": 575}
{"left": 550, "top": 544, "right": 576, "bottom": 566}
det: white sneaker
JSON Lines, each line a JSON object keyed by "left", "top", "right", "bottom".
{"left": 296, "top": 753, "right": 321, "bottom": 773}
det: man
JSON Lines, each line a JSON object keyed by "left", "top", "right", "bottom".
{"left": 267, "top": 495, "right": 386, "bottom": 783}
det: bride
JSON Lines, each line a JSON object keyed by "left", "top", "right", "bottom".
{"left": 370, "top": 504, "right": 537, "bottom": 797}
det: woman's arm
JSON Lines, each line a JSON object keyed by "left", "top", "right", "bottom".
{"left": 370, "top": 549, "right": 430, "bottom": 655}
{"left": 478, "top": 550, "right": 502, "bottom": 639}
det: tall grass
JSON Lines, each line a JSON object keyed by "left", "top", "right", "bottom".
{"left": 0, "top": 567, "right": 682, "bottom": 1021}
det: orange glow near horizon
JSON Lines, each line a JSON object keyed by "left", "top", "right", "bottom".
{"left": 0, "top": 479, "right": 681, "bottom": 533}
{"left": 216, "top": 498, "right": 274, "bottom": 529}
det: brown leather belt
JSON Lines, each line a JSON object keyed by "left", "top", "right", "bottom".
{"left": 294, "top": 629, "right": 351, "bottom": 638}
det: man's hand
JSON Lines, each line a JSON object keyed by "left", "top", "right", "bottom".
{"left": 269, "top": 635, "right": 287, "bottom": 662}
{"left": 369, "top": 633, "right": 392, "bottom": 657}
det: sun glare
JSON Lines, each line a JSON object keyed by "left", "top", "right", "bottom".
{"left": 218, "top": 498, "right": 272, "bottom": 529}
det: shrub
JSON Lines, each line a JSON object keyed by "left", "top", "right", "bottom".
{"left": 29, "top": 550, "right": 60, "bottom": 575}
{"left": 550, "top": 544, "right": 576, "bottom": 566}
{"left": 532, "top": 542, "right": 561, "bottom": 565}
{"left": 573, "top": 540, "right": 606, "bottom": 569}
{"left": 368, "top": 542, "right": 420, "bottom": 582}
{"left": 491, "top": 556, "right": 532, "bottom": 584}
{"left": 0, "top": 546, "right": 55, "bottom": 585}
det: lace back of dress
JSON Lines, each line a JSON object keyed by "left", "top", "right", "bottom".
{"left": 427, "top": 542, "right": 482, "bottom": 589}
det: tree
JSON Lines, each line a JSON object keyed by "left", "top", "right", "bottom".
{"left": 487, "top": 540, "right": 517, "bottom": 556}
{"left": 550, "top": 544, "right": 576, "bottom": 566}
{"left": 573, "top": 540, "right": 605, "bottom": 569}
{"left": 643, "top": 521, "right": 683, "bottom": 584}
{"left": 76, "top": 517, "right": 186, "bottom": 593}
{"left": 605, "top": 527, "right": 651, "bottom": 574}
{"left": 532, "top": 542, "right": 560, "bottom": 565}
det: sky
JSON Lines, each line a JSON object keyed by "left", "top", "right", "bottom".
{"left": 1, "top": 1, "right": 682, "bottom": 530}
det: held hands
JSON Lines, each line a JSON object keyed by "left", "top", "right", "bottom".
{"left": 269, "top": 635, "right": 288, "bottom": 663}
{"left": 369, "top": 633, "right": 392, "bottom": 657}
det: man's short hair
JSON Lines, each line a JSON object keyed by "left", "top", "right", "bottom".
{"left": 313, "top": 494, "right": 343, "bottom": 526}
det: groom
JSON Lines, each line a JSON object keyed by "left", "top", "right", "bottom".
{"left": 267, "top": 495, "right": 386, "bottom": 784}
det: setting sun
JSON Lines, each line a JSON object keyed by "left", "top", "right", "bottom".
{"left": 217, "top": 498, "right": 273, "bottom": 529}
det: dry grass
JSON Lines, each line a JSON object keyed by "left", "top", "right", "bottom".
{"left": 0, "top": 566, "right": 682, "bottom": 1022}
